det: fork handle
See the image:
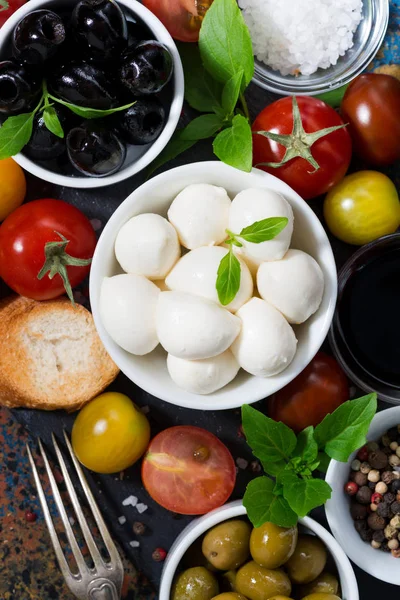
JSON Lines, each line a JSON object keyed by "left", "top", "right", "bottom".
{"left": 88, "top": 578, "right": 120, "bottom": 600}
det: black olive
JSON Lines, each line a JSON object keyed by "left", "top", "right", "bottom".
{"left": 114, "top": 97, "right": 165, "bottom": 145}
{"left": 23, "top": 106, "right": 73, "bottom": 161}
{"left": 0, "top": 60, "right": 41, "bottom": 115}
{"left": 71, "top": 0, "right": 128, "bottom": 62}
{"left": 13, "top": 10, "right": 66, "bottom": 65}
{"left": 127, "top": 17, "right": 153, "bottom": 47}
{"left": 120, "top": 41, "right": 173, "bottom": 95}
{"left": 48, "top": 61, "right": 117, "bottom": 109}
{"left": 67, "top": 122, "right": 126, "bottom": 177}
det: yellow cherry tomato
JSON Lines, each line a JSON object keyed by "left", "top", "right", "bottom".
{"left": 72, "top": 392, "right": 150, "bottom": 474}
{"left": 323, "top": 171, "right": 400, "bottom": 245}
{"left": 0, "top": 158, "right": 26, "bottom": 221}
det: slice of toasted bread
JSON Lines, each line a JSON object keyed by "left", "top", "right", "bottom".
{"left": 0, "top": 296, "right": 119, "bottom": 411}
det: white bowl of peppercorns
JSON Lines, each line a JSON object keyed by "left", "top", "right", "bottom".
{"left": 325, "top": 406, "right": 400, "bottom": 585}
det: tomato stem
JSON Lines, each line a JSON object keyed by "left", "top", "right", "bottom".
{"left": 254, "top": 96, "right": 347, "bottom": 173}
{"left": 37, "top": 231, "right": 92, "bottom": 305}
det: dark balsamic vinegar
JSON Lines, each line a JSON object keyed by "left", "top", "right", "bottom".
{"left": 338, "top": 247, "right": 400, "bottom": 387}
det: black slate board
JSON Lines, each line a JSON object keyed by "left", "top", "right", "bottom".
{"left": 6, "top": 81, "right": 400, "bottom": 597}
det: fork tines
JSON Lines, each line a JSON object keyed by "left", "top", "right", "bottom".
{"left": 27, "top": 431, "right": 123, "bottom": 600}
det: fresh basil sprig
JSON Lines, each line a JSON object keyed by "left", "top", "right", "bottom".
{"left": 216, "top": 217, "right": 288, "bottom": 305}
{"left": 242, "top": 393, "right": 378, "bottom": 528}
{"left": 0, "top": 80, "right": 135, "bottom": 160}
{"left": 149, "top": 0, "right": 254, "bottom": 176}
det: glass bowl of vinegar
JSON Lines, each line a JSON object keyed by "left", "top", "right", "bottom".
{"left": 330, "top": 233, "right": 400, "bottom": 404}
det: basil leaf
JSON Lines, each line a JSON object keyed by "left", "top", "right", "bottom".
{"left": 50, "top": 95, "right": 135, "bottom": 119}
{"left": 216, "top": 248, "right": 241, "bottom": 306}
{"left": 0, "top": 112, "right": 34, "bottom": 159}
{"left": 178, "top": 42, "right": 223, "bottom": 113}
{"left": 244, "top": 477, "right": 298, "bottom": 528}
{"left": 314, "top": 394, "right": 377, "bottom": 462}
{"left": 43, "top": 106, "right": 64, "bottom": 138}
{"left": 213, "top": 114, "right": 252, "bottom": 172}
{"left": 239, "top": 217, "right": 288, "bottom": 243}
{"left": 180, "top": 113, "right": 223, "bottom": 140}
{"left": 147, "top": 130, "right": 198, "bottom": 177}
{"left": 242, "top": 404, "right": 297, "bottom": 466}
{"left": 281, "top": 471, "right": 332, "bottom": 518}
{"left": 293, "top": 426, "right": 319, "bottom": 465}
{"left": 199, "top": 0, "right": 254, "bottom": 88}
{"left": 317, "top": 452, "right": 331, "bottom": 473}
{"left": 0, "top": 0, "right": 9, "bottom": 11}
{"left": 222, "top": 70, "right": 244, "bottom": 116}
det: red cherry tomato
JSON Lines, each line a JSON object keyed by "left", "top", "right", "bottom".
{"left": 0, "top": 0, "right": 26, "bottom": 27}
{"left": 252, "top": 96, "right": 352, "bottom": 200}
{"left": 268, "top": 352, "right": 349, "bottom": 432}
{"left": 142, "top": 426, "right": 236, "bottom": 515}
{"left": 341, "top": 73, "right": 400, "bottom": 167}
{"left": 0, "top": 199, "right": 96, "bottom": 301}
{"left": 143, "top": 0, "right": 213, "bottom": 42}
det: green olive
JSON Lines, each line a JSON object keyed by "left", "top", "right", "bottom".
{"left": 297, "top": 572, "right": 339, "bottom": 597}
{"left": 202, "top": 520, "right": 252, "bottom": 571}
{"left": 211, "top": 594, "right": 248, "bottom": 600}
{"left": 220, "top": 570, "right": 238, "bottom": 592}
{"left": 286, "top": 535, "right": 327, "bottom": 584}
{"left": 300, "top": 595, "right": 341, "bottom": 600}
{"left": 236, "top": 561, "right": 292, "bottom": 600}
{"left": 250, "top": 522, "right": 298, "bottom": 569}
{"left": 172, "top": 567, "right": 219, "bottom": 600}
{"left": 268, "top": 597, "right": 295, "bottom": 600}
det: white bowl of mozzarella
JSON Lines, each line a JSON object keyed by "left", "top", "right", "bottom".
{"left": 90, "top": 162, "right": 337, "bottom": 410}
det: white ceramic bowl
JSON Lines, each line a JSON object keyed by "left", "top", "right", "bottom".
{"left": 0, "top": 0, "right": 184, "bottom": 188}
{"left": 326, "top": 406, "right": 400, "bottom": 585}
{"left": 159, "top": 499, "right": 359, "bottom": 600}
{"left": 90, "top": 162, "right": 337, "bottom": 410}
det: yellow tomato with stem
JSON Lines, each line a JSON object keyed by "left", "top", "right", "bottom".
{"left": 72, "top": 392, "right": 150, "bottom": 474}
{"left": 0, "top": 158, "right": 26, "bottom": 221}
{"left": 323, "top": 171, "right": 400, "bottom": 245}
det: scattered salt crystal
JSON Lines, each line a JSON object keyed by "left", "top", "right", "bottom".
{"left": 118, "top": 516, "right": 127, "bottom": 525}
{"left": 141, "top": 405, "right": 150, "bottom": 415}
{"left": 129, "top": 540, "right": 140, "bottom": 548}
{"left": 238, "top": 0, "right": 363, "bottom": 76}
{"left": 236, "top": 458, "right": 249, "bottom": 470}
{"left": 122, "top": 495, "right": 138, "bottom": 507}
{"left": 136, "top": 503, "right": 148, "bottom": 514}
{"left": 69, "top": 517, "right": 75, "bottom": 526}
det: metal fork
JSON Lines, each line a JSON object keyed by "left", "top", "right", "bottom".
{"left": 27, "top": 431, "right": 124, "bottom": 600}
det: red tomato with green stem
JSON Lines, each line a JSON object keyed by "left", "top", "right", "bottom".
{"left": 142, "top": 426, "right": 236, "bottom": 515}
{"left": 143, "top": 0, "right": 213, "bottom": 42}
{"left": 0, "top": 199, "right": 96, "bottom": 302}
{"left": 267, "top": 352, "right": 349, "bottom": 432}
{"left": 340, "top": 73, "right": 400, "bottom": 167}
{"left": 0, "top": 0, "right": 26, "bottom": 27}
{"left": 252, "top": 96, "right": 352, "bottom": 200}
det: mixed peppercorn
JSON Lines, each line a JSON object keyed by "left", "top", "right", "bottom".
{"left": 345, "top": 425, "right": 400, "bottom": 556}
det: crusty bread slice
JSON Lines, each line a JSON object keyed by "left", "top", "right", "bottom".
{"left": 0, "top": 296, "right": 119, "bottom": 411}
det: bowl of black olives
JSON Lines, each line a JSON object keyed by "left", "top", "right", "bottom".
{"left": 0, "top": 0, "right": 184, "bottom": 187}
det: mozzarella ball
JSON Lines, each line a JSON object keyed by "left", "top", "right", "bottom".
{"left": 115, "top": 213, "right": 180, "bottom": 280}
{"left": 231, "top": 297, "right": 297, "bottom": 377}
{"left": 167, "top": 350, "right": 240, "bottom": 395}
{"left": 229, "top": 188, "right": 294, "bottom": 266}
{"left": 257, "top": 249, "right": 324, "bottom": 324}
{"left": 100, "top": 274, "right": 159, "bottom": 355}
{"left": 165, "top": 246, "right": 253, "bottom": 312}
{"left": 156, "top": 291, "right": 241, "bottom": 360}
{"left": 168, "top": 184, "right": 231, "bottom": 249}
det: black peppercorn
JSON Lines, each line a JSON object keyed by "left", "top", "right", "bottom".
{"left": 384, "top": 492, "right": 396, "bottom": 504}
{"left": 368, "top": 513, "right": 386, "bottom": 530}
{"left": 355, "top": 520, "right": 368, "bottom": 533}
{"left": 391, "top": 502, "right": 400, "bottom": 515}
{"left": 356, "top": 485, "right": 372, "bottom": 505}
{"left": 133, "top": 522, "right": 146, "bottom": 536}
{"left": 359, "top": 527, "right": 373, "bottom": 542}
{"left": 352, "top": 471, "right": 368, "bottom": 486}
{"left": 369, "top": 450, "right": 389, "bottom": 470}
{"left": 351, "top": 503, "right": 368, "bottom": 520}
{"left": 368, "top": 482, "right": 377, "bottom": 491}
{"left": 383, "top": 447, "right": 392, "bottom": 456}
{"left": 381, "top": 541, "right": 391, "bottom": 552}
{"left": 391, "top": 480, "right": 400, "bottom": 493}
{"left": 382, "top": 471, "right": 395, "bottom": 485}
{"left": 388, "top": 427, "right": 398, "bottom": 441}
{"left": 377, "top": 502, "right": 391, "bottom": 519}
{"left": 372, "top": 530, "right": 386, "bottom": 543}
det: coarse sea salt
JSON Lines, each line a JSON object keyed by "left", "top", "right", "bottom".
{"left": 239, "top": 0, "right": 363, "bottom": 76}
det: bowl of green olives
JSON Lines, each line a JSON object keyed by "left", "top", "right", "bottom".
{"left": 0, "top": 0, "right": 184, "bottom": 187}
{"left": 159, "top": 500, "right": 359, "bottom": 600}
